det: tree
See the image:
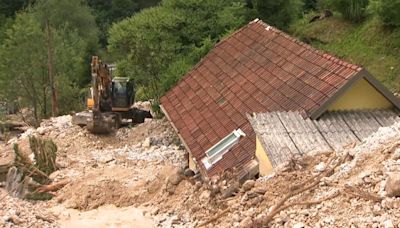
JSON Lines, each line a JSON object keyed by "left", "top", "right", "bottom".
{"left": 30, "top": 0, "right": 99, "bottom": 116}
{"left": 252, "top": 0, "right": 304, "bottom": 29}
{"left": 108, "top": 0, "right": 252, "bottom": 102}
{"left": 0, "top": 13, "right": 47, "bottom": 125}
{"left": 369, "top": 0, "right": 400, "bottom": 27}
{"left": 324, "top": 0, "right": 369, "bottom": 22}
{"left": 0, "top": 0, "right": 31, "bottom": 18}
{"left": 87, "top": 0, "right": 161, "bottom": 47}
{"left": 0, "top": 0, "right": 96, "bottom": 124}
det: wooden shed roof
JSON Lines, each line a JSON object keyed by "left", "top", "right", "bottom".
{"left": 248, "top": 110, "right": 399, "bottom": 167}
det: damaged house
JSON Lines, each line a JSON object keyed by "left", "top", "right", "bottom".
{"left": 160, "top": 19, "right": 400, "bottom": 179}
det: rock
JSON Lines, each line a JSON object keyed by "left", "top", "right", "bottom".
{"left": 393, "top": 148, "right": 400, "bottom": 160}
{"left": 242, "top": 180, "right": 255, "bottom": 191}
{"left": 315, "top": 162, "right": 326, "bottom": 172}
{"left": 382, "top": 219, "right": 394, "bottom": 228}
{"left": 385, "top": 172, "right": 400, "bottom": 197}
{"left": 184, "top": 168, "right": 195, "bottom": 177}
{"left": 151, "top": 208, "right": 159, "bottom": 215}
{"left": 194, "top": 181, "right": 202, "bottom": 190}
{"left": 168, "top": 173, "right": 183, "bottom": 186}
{"left": 221, "top": 183, "right": 239, "bottom": 199}
{"left": 238, "top": 217, "right": 253, "bottom": 228}
{"left": 143, "top": 137, "right": 151, "bottom": 149}
{"left": 200, "top": 190, "right": 211, "bottom": 203}
{"left": 293, "top": 222, "right": 306, "bottom": 228}
{"left": 211, "top": 184, "right": 220, "bottom": 195}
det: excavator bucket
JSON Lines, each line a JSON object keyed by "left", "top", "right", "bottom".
{"left": 87, "top": 111, "right": 117, "bottom": 134}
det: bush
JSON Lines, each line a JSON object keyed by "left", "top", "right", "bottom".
{"left": 252, "top": 0, "right": 304, "bottom": 29}
{"left": 321, "top": 0, "right": 369, "bottom": 22}
{"left": 369, "top": 0, "right": 400, "bottom": 27}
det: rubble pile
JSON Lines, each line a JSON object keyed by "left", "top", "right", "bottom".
{"left": 0, "top": 189, "right": 56, "bottom": 227}
{"left": 141, "top": 122, "right": 400, "bottom": 227}
{"left": 2, "top": 108, "right": 400, "bottom": 227}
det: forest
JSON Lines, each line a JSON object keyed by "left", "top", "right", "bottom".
{"left": 0, "top": 0, "right": 399, "bottom": 125}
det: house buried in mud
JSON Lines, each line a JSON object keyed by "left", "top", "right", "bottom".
{"left": 160, "top": 19, "right": 400, "bottom": 179}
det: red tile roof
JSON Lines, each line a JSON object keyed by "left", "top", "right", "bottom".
{"left": 160, "top": 19, "right": 363, "bottom": 176}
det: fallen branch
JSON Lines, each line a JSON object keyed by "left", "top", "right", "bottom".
{"left": 35, "top": 179, "right": 69, "bottom": 193}
{"left": 256, "top": 152, "right": 349, "bottom": 225}
{"left": 276, "top": 191, "right": 340, "bottom": 212}
{"left": 344, "top": 184, "right": 383, "bottom": 202}
{"left": 198, "top": 208, "right": 230, "bottom": 227}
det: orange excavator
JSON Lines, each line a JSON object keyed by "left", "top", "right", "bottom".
{"left": 73, "top": 56, "right": 151, "bottom": 133}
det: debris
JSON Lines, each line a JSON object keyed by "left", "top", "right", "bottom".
{"left": 315, "top": 162, "right": 326, "bottom": 172}
{"left": 385, "top": 172, "right": 400, "bottom": 197}
{"left": 242, "top": 179, "right": 255, "bottom": 191}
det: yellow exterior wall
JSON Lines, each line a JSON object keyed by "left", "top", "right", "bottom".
{"left": 256, "top": 136, "right": 274, "bottom": 176}
{"left": 189, "top": 153, "right": 197, "bottom": 171}
{"left": 328, "top": 78, "right": 393, "bottom": 111}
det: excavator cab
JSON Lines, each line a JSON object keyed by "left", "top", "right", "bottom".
{"left": 111, "top": 77, "right": 135, "bottom": 112}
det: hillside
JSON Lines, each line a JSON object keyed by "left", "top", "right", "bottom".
{"left": 289, "top": 15, "right": 400, "bottom": 92}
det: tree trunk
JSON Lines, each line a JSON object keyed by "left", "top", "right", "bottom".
{"left": 45, "top": 20, "right": 58, "bottom": 117}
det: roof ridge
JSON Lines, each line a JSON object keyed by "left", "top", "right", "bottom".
{"left": 254, "top": 19, "right": 363, "bottom": 72}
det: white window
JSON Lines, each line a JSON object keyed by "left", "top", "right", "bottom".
{"left": 202, "top": 129, "right": 246, "bottom": 169}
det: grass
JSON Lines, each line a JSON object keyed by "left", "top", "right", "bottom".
{"left": 289, "top": 14, "right": 400, "bottom": 92}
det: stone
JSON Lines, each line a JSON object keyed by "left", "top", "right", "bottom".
{"left": 143, "top": 137, "right": 151, "bottom": 149}
{"left": 200, "top": 190, "right": 211, "bottom": 203}
{"left": 221, "top": 183, "right": 239, "bottom": 199}
{"left": 385, "top": 172, "right": 400, "bottom": 197}
{"left": 151, "top": 208, "right": 159, "bottom": 215}
{"left": 293, "top": 222, "right": 306, "bottom": 228}
{"left": 168, "top": 173, "right": 183, "bottom": 186}
{"left": 211, "top": 184, "right": 220, "bottom": 195}
{"left": 393, "top": 148, "right": 400, "bottom": 160}
{"left": 242, "top": 180, "right": 255, "bottom": 191}
{"left": 315, "top": 162, "right": 326, "bottom": 172}
{"left": 238, "top": 217, "right": 253, "bottom": 228}
{"left": 382, "top": 219, "right": 394, "bottom": 228}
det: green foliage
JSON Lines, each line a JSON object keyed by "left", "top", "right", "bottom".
{"left": 29, "top": 136, "right": 58, "bottom": 176}
{"left": 0, "top": 13, "right": 47, "bottom": 124}
{"left": 0, "top": 0, "right": 99, "bottom": 123}
{"left": 0, "top": 0, "right": 30, "bottom": 18}
{"left": 368, "top": 0, "right": 400, "bottom": 27}
{"left": 304, "top": 0, "right": 318, "bottom": 11}
{"left": 321, "top": 0, "right": 369, "bottom": 22}
{"left": 109, "top": 0, "right": 251, "bottom": 102}
{"left": 13, "top": 136, "right": 57, "bottom": 185}
{"left": 290, "top": 16, "right": 400, "bottom": 91}
{"left": 32, "top": 0, "right": 99, "bottom": 51}
{"left": 252, "top": 0, "right": 304, "bottom": 29}
{"left": 87, "top": 0, "right": 161, "bottom": 46}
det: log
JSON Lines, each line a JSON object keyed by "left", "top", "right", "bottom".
{"left": 35, "top": 179, "right": 69, "bottom": 193}
{"left": 0, "top": 121, "right": 25, "bottom": 131}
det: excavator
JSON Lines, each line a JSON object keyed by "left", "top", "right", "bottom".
{"left": 72, "top": 56, "right": 152, "bottom": 133}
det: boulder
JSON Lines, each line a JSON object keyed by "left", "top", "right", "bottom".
{"left": 385, "top": 172, "right": 400, "bottom": 197}
{"left": 221, "top": 183, "right": 239, "bottom": 199}
{"left": 242, "top": 180, "right": 255, "bottom": 191}
{"left": 238, "top": 217, "right": 253, "bottom": 228}
{"left": 167, "top": 173, "right": 183, "bottom": 186}
{"left": 143, "top": 137, "right": 151, "bottom": 149}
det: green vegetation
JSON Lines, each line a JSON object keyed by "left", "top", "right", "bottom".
{"left": 290, "top": 15, "right": 400, "bottom": 91}
{"left": 369, "top": 0, "right": 400, "bottom": 27}
{"left": 322, "top": 0, "right": 369, "bottom": 22}
{"left": 108, "top": 0, "right": 254, "bottom": 101}
{"left": 252, "top": 0, "right": 304, "bottom": 28}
